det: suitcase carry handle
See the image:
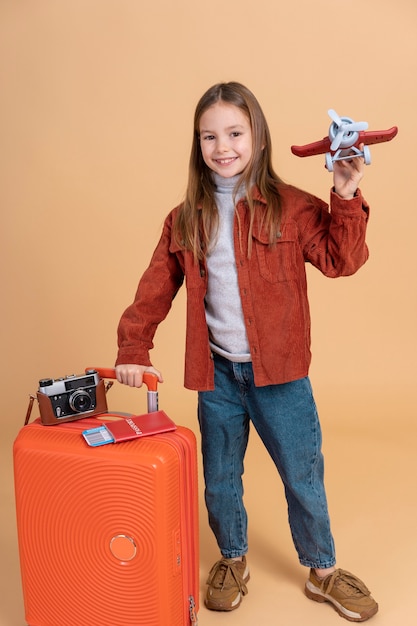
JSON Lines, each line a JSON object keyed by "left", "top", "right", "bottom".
{"left": 86, "top": 367, "right": 159, "bottom": 412}
{"left": 87, "top": 367, "right": 158, "bottom": 391}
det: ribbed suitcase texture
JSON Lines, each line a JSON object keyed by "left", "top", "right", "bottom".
{"left": 14, "top": 395, "right": 199, "bottom": 626}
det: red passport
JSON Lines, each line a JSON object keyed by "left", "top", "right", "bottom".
{"left": 106, "top": 410, "right": 177, "bottom": 441}
{"left": 82, "top": 410, "right": 177, "bottom": 447}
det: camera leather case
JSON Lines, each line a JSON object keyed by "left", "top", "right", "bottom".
{"left": 37, "top": 375, "right": 108, "bottom": 426}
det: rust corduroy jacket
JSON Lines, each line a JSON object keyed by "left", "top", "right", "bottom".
{"left": 116, "top": 184, "right": 369, "bottom": 390}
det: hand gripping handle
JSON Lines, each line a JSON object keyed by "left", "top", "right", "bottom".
{"left": 87, "top": 367, "right": 158, "bottom": 391}
{"left": 86, "top": 367, "right": 159, "bottom": 412}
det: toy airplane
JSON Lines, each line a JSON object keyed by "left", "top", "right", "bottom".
{"left": 291, "top": 109, "right": 398, "bottom": 171}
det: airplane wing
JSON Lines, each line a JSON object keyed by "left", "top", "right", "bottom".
{"left": 291, "top": 136, "right": 331, "bottom": 158}
{"left": 359, "top": 127, "right": 398, "bottom": 146}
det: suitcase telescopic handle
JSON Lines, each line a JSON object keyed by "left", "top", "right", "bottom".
{"left": 85, "top": 367, "right": 159, "bottom": 412}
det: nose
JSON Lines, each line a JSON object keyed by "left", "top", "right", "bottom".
{"left": 217, "top": 136, "right": 230, "bottom": 153}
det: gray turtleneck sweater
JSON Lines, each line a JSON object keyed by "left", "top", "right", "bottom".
{"left": 204, "top": 174, "right": 251, "bottom": 362}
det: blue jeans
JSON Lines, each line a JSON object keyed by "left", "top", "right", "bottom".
{"left": 197, "top": 354, "right": 336, "bottom": 569}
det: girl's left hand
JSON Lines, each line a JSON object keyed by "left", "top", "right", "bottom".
{"left": 332, "top": 143, "right": 365, "bottom": 199}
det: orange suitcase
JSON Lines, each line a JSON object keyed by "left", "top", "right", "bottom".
{"left": 14, "top": 368, "right": 199, "bottom": 626}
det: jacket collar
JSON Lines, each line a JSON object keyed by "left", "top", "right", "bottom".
{"left": 197, "top": 184, "right": 268, "bottom": 210}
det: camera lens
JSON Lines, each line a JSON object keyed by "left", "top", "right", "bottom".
{"left": 69, "top": 390, "right": 92, "bottom": 413}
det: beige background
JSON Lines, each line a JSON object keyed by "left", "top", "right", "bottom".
{"left": 1, "top": 1, "right": 416, "bottom": 624}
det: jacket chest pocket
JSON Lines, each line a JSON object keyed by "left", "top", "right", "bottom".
{"left": 253, "top": 222, "right": 298, "bottom": 283}
{"left": 169, "top": 241, "right": 206, "bottom": 290}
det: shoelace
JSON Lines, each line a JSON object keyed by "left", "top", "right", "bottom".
{"left": 206, "top": 559, "right": 248, "bottom": 594}
{"left": 319, "top": 569, "right": 371, "bottom": 597}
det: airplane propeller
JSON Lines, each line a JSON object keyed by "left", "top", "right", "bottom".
{"left": 328, "top": 109, "right": 368, "bottom": 151}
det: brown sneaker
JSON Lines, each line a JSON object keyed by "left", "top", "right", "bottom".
{"left": 205, "top": 556, "right": 250, "bottom": 611}
{"left": 305, "top": 568, "right": 378, "bottom": 622}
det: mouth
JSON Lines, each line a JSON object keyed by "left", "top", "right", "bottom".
{"left": 215, "top": 157, "right": 238, "bottom": 166}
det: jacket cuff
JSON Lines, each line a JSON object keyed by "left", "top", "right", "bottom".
{"left": 330, "top": 188, "right": 369, "bottom": 217}
{"left": 115, "top": 351, "right": 152, "bottom": 368}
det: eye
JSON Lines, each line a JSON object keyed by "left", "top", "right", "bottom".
{"left": 201, "top": 134, "right": 215, "bottom": 141}
{"left": 231, "top": 131, "right": 242, "bottom": 137}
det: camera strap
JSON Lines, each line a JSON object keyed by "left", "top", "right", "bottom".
{"left": 24, "top": 395, "right": 36, "bottom": 426}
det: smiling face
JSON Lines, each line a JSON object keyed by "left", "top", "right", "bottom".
{"left": 199, "top": 101, "right": 253, "bottom": 179}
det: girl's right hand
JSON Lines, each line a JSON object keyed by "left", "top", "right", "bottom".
{"left": 115, "top": 364, "right": 163, "bottom": 388}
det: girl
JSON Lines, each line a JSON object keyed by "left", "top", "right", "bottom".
{"left": 115, "top": 82, "right": 378, "bottom": 622}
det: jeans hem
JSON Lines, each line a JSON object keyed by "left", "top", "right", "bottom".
{"left": 221, "top": 550, "right": 248, "bottom": 559}
{"left": 299, "top": 558, "right": 337, "bottom": 569}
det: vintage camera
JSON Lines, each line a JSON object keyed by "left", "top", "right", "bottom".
{"left": 37, "top": 369, "right": 108, "bottom": 425}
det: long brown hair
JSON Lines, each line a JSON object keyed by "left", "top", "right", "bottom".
{"left": 173, "top": 82, "right": 283, "bottom": 260}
